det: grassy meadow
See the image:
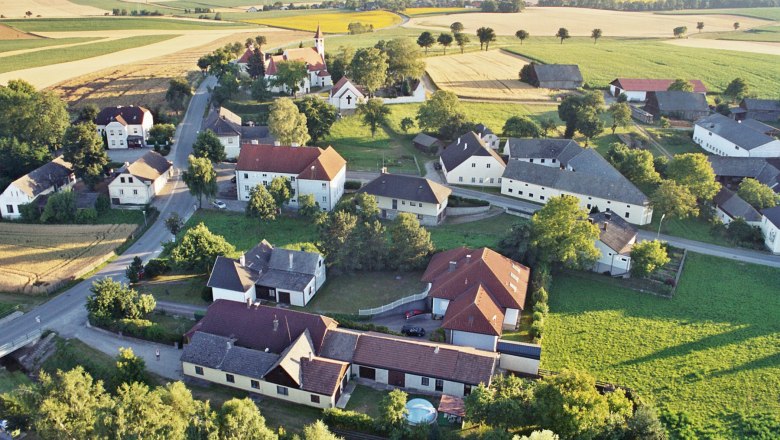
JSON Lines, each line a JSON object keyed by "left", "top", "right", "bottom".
{"left": 242, "top": 10, "right": 402, "bottom": 33}
{"left": 505, "top": 37, "right": 780, "bottom": 93}
{"left": 0, "top": 17, "right": 247, "bottom": 32}
{"left": 0, "top": 34, "right": 176, "bottom": 74}
{"left": 543, "top": 253, "right": 780, "bottom": 438}
{"left": 0, "top": 37, "right": 98, "bottom": 53}
{"left": 698, "top": 24, "right": 780, "bottom": 42}
{"left": 657, "top": 7, "right": 780, "bottom": 20}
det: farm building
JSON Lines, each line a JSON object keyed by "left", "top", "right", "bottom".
{"left": 108, "top": 151, "right": 172, "bottom": 206}
{"left": 739, "top": 98, "right": 780, "bottom": 122}
{"left": 693, "top": 113, "right": 780, "bottom": 158}
{"left": 475, "top": 123, "right": 500, "bottom": 150}
{"left": 712, "top": 187, "right": 762, "bottom": 226}
{"left": 357, "top": 173, "right": 451, "bottom": 225}
{"left": 524, "top": 64, "right": 583, "bottom": 89}
{"left": 413, "top": 133, "right": 443, "bottom": 154}
{"left": 589, "top": 211, "right": 636, "bottom": 277}
{"left": 0, "top": 156, "right": 75, "bottom": 220}
{"left": 202, "top": 107, "right": 275, "bottom": 159}
{"left": 95, "top": 105, "right": 153, "bottom": 149}
{"left": 708, "top": 156, "right": 780, "bottom": 193}
{"left": 207, "top": 239, "right": 326, "bottom": 307}
{"left": 440, "top": 131, "right": 505, "bottom": 187}
{"left": 328, "top": 77, "right": 365, "bottom": 111}
{"left": 235, "top": 145, "right": 346, "bottom": 211}
{"left": 761, "top": 206, "right": 780, "bottom": 254}
{"left": 423, "top": 247, "right": 530, "bottom": 352}
{"left": 609, "top": 78, "right": 707, "bottom": 102}
{"left": 501, "top": 139, "right": 653, "bottom": 225}
{"left": 643, "top": 91, "right": 709, "bottom": 121}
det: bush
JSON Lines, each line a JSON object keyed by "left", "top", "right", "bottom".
{"left": 532, "top": 286, "right": 549, "bottom": 305}
{"left": 448, "top": 195, "right": 490, "bottom": 208}
{"left": 144, "top": 258, "right": 171, "bottom": 278}
{"left": 345, "top": 180, "right": 362, "bottom": 190}
{"left": 19, "top": 203, "right": 40, "bottom": 222}
{"left": 338, "top": 319, "right": 397, "bottom": 335}
{"left": 76, "top": 208, "right": 98, "bottom": 224}
{"left": 530, "top": 319, "right": 544, "bottom": 339}
{"left": 533, "top": 301, "right": 549, "bottom": 315}
{"left": 96, "top": 194, "right": 110, "bottom": 213}
{"left": 532, "top": 311, "right": 545, "bottom": 323}
{"left": 323, "top": 408, "right": 376, "bottom": 433}
{"left": 429, "top": 327, "right": 446, "bottom": 342}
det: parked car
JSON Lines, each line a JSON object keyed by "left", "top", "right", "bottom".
{"left": 404, "top": 309, "right": 425, "bottom": 320}
{"left": 433, "top": 162, "right": 442, "bottom": 170}
{"left": 401, "top": 325, "right": 426, "bottom": 337}
{"left": 211, "top": 200, "right": 227, "bottom": 209}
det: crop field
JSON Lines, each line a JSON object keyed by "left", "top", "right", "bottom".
{"left": 504, "top": 37, "right": 780, "bottom": 93}
{"left": 242, "top": 10, "right": 403, "bottom": 33}
{"left": 543, "top": 253, "right": 780, "bottom": 438}
{"left": 425, "top": 50, "right": 554, "bottom": 101}
{"left": 697, "top": 24, "right": 780, "bottom": 42}
{"left": 0, "top": 0, "right": 106, "bottom": 18}
{"left": 404, "top": 7, "right": 768, "bottom": 38}
{"left": 54, "top": 29, "right": 309, "bottom": 113}
{"left": 0, "top": 223, "right": 137, "bottom": 294}
{"left": 0, "top": 23, "right": 37, "bottom": 39}
{"left": 404, "top": 7, "right": 473, "bottom": 16}
{"left": 0, "top": 37, "right": 97, "bottom": 53}
{"left": 658, "top": 6, "right": 780, "bottom": 21}
{"left": 0, "top": 17, "right": 248, "bottom": 32}
{"left": 0, "top": 34, "right": 175, "bottom": 74}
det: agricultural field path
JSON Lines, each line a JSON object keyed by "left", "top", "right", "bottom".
{"left": 665, "top": 37, "right": 780, "bottom": 55}
{"left": 0, "top": 76, "right": 215, "bottom": 364}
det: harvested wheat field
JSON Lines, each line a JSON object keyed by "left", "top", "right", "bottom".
{"left": 666, "top": 38, "right": 780, "bottom": 55}
{"left": 425, "top": 50, "right": 553, "bottom": 101}
{"left": 0, "top": 223, "right": 137, "bottom": 294}
{"left": 54, "top": 29, "right": 310, "bottom": 111}
{"left": 0, "top": 0, "right": 106, "bottom": 18}
{"left": 0, "top": 23, "right": 38, "bottom": 39}
{"left": 405, "top": 7, "right": 770, "bottom": 37}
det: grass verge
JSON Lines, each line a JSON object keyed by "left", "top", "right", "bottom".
{"left": 0, "top": 37, "right": 98, "bottom": 53}
{"left": 429, "top": 214, "right": 521, "bottom": 250}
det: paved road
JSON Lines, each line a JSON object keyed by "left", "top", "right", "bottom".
{"left": 0, "top": 76, "right": 216, "bottom": 357}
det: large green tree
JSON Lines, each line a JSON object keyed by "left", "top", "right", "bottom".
{"left": 515, "top": 29, "right": 529, "bottom": 44}
{"left": 302, "top": 420, "right": 342, "bottom": 440}
{"left": 607, "top": 143, "right": 661, "bottom": 186}
{"left": 247, "top": 48, "right": 266, "bottom": 79}
{"left": 608, "top": 102, "right": 632, "bottom": 134}
{"left": 317, "top": 210, "right": 359, "bottom": 271}
{"left": 530, "top": 195, "right": 600, "bottom": 269}
{"left": 557, "top": 92, "right": 604, "bottom": 139}
{"left": 166, "top": 77, "right": 192, "bottom": 115}
{"left": 62, "top": 121, "right": 108, "bottom": 188}
{"left": 555, "top": 27, "right": 570, "bottom": 44}
{"left": 115, "top": 347, "right": 147, "bottom": 386}
{"left": 667, "top": 153, "right": 719, "bottom": 202}
{"left": 416, "top": 90, "right": 466, "bottom": 135}
{"left": 295, "top": 96, "right": 337, "bottom": 143}
{"left": 377, "top": 389, "right": 409, "bottom": 438}
{"left": 0, "top": 137, "right": 50, "bottom": 189}
{"left": 724, "top": 77, "right": 749, "bottom": 102}
{"left": 738, "top": 178, "right": 777, "bottom": 209}
{"left": 667, "top": 79, "right": 694, "bottom": 92}
{"left": 268, "top": 97, "right": 310, "bottom": 146}
{"left": 416, "top": 31, "right": 435, "bottom": 54}
{"left": 454, "top": 32, "right": 470, "bottom": 54}
{"left": 193, "top": 129, "right": 227, "bottom": 163}
{"left": 437, "top": 32, "right": 454, "bottom": 55}
{"left": 476, "top": 26, "right": 496, "bottom": 50}
{"left": 0, "top": 79, "right": 69, "bottom": 149}
{"left": 349, "top": 47, "right": 388, "bottom": 96}
{"left": 41, "top": 190, "right": 77, "bottom": 223}
{"left": 170, "top": 222, "right": 236, "bottom": 273}
{"left": 630, "top": 240, "right": 670, "bottom": 278}
{"left": 503, "top": 115, "right": 541, "bottom": 138}
{"left": 85, "top": 278, "right": 155, "bottom": 322}
{"left": 383, "top": 38, "right": 425, "bottom": 83}
{"left": 465, "top": 374, "right": 536, "bottom": 431}
{"left": 148, "top": 124, "right": 176, "bottom": 150}
{"left": 105, "top": 382, "right": 177, "bottom": 438}
{"left": 389, "top": 213, "right": 435, "bottom": 271}
{"left": 268, "top": 176, "right": 292, "bottom": 208}
{"left": 651, "top": 180, "right": 699, "bottom": 220}
{"left": 357, "top": 98, "right": 391, "bottom": 137}
{"left": 217, "top": 398, "right": 276, "bottom": 440}
{"left": 327, "top": 46, "right": 355, "bottom": 83}
{"left": 246, "top": 184, "right": 277, "bottom": 221}
{"left": 183, "top": 155, "right": 218, "bottom": 208}
{"left": 271, "top": 60, "right": 308, "bottom": 95}
{"left": 574, "top": 107, "right": 604, "bottom": 146}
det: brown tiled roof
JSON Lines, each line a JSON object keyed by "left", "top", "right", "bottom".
{"left": 237, "top": 48, "right": 254, "bottom": 64}
{"left": 125, "top": 151, "right": 171, "bottom": 182}
{"left": 610, "top": 78, "right": 707, "bottom": 93}
{"left": 301, "top": 357, "right": 348, "bottom": 395}
{"left": 438, "top": 394, "right": 466, "bottom": 418}
{"left": 188, "top": 300, "right": 337, "bottom": 355}
{"left": 352, "top": 333, "right": 496, "bottom": 385}
{"left": 284, "top": 47, "right": 326, "bottom": 71}
{"left": 236, "top": 145, "right": 345, "bottom": 181}
{"left": 423, "top": 247, "right": 529, "bottom": 311}
{"left": 441, "top": 284, "right": 504, "bottom": 337}
{"left": 589, "top": 212, "right": 637, "bottom": 255}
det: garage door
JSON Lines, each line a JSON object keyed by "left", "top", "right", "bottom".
{"left": 388, "top": 370, "right": 405, "bottom": 387}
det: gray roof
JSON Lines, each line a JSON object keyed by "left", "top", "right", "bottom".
{"left": 740, "top": 118, "right": 778, "bottom": 135}
{"left": 742, "top": 98, "right": 780, "bottom": 112}
{"left": 763, "top": 205, "right": 780, "bottom": 227}
{"left": 320, "top": 328, "right": 360, "bottom": 362}
{"left": 505, "top": 138, "right": 582, "bottom": 163}
{"left": 203, "top": 111, "right": 242, "bottom": 137}
{"left": 357, "top": 173, "right": 451, "bottom": 204}
{"left": 267, "top": 248, "right": 320, "bottom": 276}
{"left": 181, "top": 331, "right": 231, "bottom": 369}
{"left": 648, "top": 91, "right": 709, "bottom": 112}
{"left": 207, "top": 256, "right": 255, "bottom": 292}
{"left": 413, "top": 133, "right": 442, "bottom": 148}
{"left": 474, "top": 123, "right": 494, "bottom": 136}
{"left": 532, "top": 64, "right": 583, "bottom": 83}
{"left": 181, "top": 331, "right": 279, "bottom": 379}
{"left": 713, "top": 188, "right": 762, "bottom": 222}
{"left": 440, "top": 131, "right": 504, "bottom": 171}
{"left": 696, "top": 114, "right": 776, "bottom": 151}
{"left": 503, "top": 149, "right": 650, "bottom": 205}
{"left": 9, "top": 156, "right": 73, "bottom": 198}
{"left": 708, "top": 157, "right": 780, "bottom": 192}
{"left": 256, "top": 269, "right": 314, "bottom": 292}
{"left": 221, "top": 345, "right": 280, "bottom": 379}
{"left": 589, "top": 211, "right": 637, "bottom": 254}
{"left": 240, "top": 125, "right": 274, "bottom": 143}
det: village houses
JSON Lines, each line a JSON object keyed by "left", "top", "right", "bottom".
{"left": 107, "top": 151, "right": 172, "bottom": 206}
{"left": 439, "top": 131, "right": 506, "bottom": 187}
{"left": 357, "top": 173, "right": 451, "bottom": 225}
{"left": 95, "top": 105, "right": 153, "bottom": 149}
{"left": 0, "top": 157, "right": 75, "bottom": 220}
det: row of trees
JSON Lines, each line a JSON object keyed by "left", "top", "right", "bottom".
{"left": 536, "top": 0, "right": 779, "bottom": 12}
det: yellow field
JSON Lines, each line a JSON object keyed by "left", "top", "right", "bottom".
{"left": 404, "top": 7, "right": 471, "bottom": 16}
{"left": 243, "top": 10, "right": 402, "bottom": 33}
{"left": 0, "top": 223, "right": 137, "bottom": 294}
{"left": 425, "top": 50, "right": 554, "bottom": 101}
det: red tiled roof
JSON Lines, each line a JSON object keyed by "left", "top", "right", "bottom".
{"left": 301, "top": 357, "right": 349, "bottom": 395}
{"left": 438, "top": 395, "right": 466, "bottom": 418}
{"left": 611, "top": 78, "right": 707, "bottom": 93}
{"left": 237, "top": 48, "right": 253, "bottom": 64}
{"left": 423, "top": 247, "right": 529, "bottom": 311}
{"left": 266, "top": 48, "right": 325, "bottom": 75}
{"left": 300, "top": 146, "right": 346, "bottom": 181}
{"left": 236, "top": 145, "right": 345, "bottom": 181}
{"left": 441, "top": 284, "right": 504, "bottom": 337}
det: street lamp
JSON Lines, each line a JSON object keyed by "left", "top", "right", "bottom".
{"left": 141, "top": 209, "right": 147, "bottom": 227}
{"left": 656, "top": 213, "right": 666, "bottom": 240}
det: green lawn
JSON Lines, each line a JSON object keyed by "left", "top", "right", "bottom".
{"left": 139, "top": 274, "right": 209, "bottom": 306}
{"left": 0, "top": 34, "right": 176, "bottom": 74}
{"left": 149, "top": 311, "right": 196, "bottom": 336}
{"left": 542, "top": 253, "right": 780, "bottom": 438}
{"left": 305, "top": 271, "right": 427, "bottom": 315}
{"left": 95, "top": 208, "right": 145, "bottom": 225}
{"left": 0, "top": 37, "right": 99, "bottom": 53}
{"left": 346, "top": 384, "right": 442, "bottom": 419}
{"left": 0, "top": 17, "right": 247, "bottom": 32}
{"left": 504, "top": 37, "right": 780, "bottom": 93}
{"left": 657, "top": 7, "right": 780, "bottom": 20}
{"left": 644, "top": 128, "right": 701, "bottom": 156}
{"left": 430, "top": 214, "right": 521, "bottom": 251}
{"left": 697, "top": 24, "right": 780, "bottom": 42}
{"left": 642, "top": 210, "right": 732, "bottom": 247}
{"left": 0, "top": 369, "right": 31, "bottom": 394}
{"left": 42, "top": 337, "right": 119, "bottom": 388}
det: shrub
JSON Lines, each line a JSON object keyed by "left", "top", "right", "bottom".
{"left": 533, "top": 301, "right": 549, "bottom": 315}
{"left": 144, "top": 258, "right": 170, "bottom": 278}
{"left": 532, "top": 311, "right": 545, "bottom": 323}
{"left": 338, "top": 319, "right": 398, "bottom": 335}
{"left": 448, "top": 195, "right": 490, "bottom": 208}
{"left": 429, "top": 327, "right": 446, "bottom": 342}
{"left": 345, "top": 180, "right": 362, "bottom": 190}
{"left": 19, "top": 203, "right": 40, "bottom": 222}
{"left": 530, "top": 319, "right": 544, "bottom": 339}
{"left": 532, "top": 264, "right": 552, "bottom": 292}
{"left": 76, "top": 208, "right": 98, "bottom": 224}
{"left": 96, "top": 194, "right": 110, "bottom": 213}
{"left": 532, "top": 286, "right": 548, "bottom": 305}
{"left": 323, "top": 408, "right": 375, "bottom": 433}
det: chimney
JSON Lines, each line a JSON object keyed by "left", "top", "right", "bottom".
{"left": 309, "top": 351, "right": 313, "bottom": 361}
{"left": 466, "top": 254, "right": 472, "bottom": 264}
{"left": 226, "top": 340, "right": 232, "bottom": 350}
{"left": 449, "top": 261, "right": 457, "bottom": 272}
{"left": 457, "top": 137, "right": 461, "bottom": 144}
{"left": 264, "top": 347, "right": 270, "bottom": 352}
{"left": 434, "top": 346, "right": 440, "bottom": 354}
{"left": 246, "top": 298, "right": 251, "bottom": 309}
{"left": 380, "top": 166, "right": 388, "bottom": 174}
{"left": 273, "top": 315, "right": 279, "bottom": 332}
{"left": 603, "top": 221, "right": 608, "bottom": 231}
{"left": 289, "top": 253, "right": 293, "bottom": 270}
{"left": 239, "top": 254, "right": 245, "bottom": 267}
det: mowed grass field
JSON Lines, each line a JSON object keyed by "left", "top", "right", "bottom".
{"left": 0, "top": 223, "right": 137, "bottom": 294}
{"left": 698, "top": 24, "right": 780, "bottom": 42}
{"left": 543, "top": 253, "right": 780, "bottom": 439}
{"left": 504, "top": 37, "right": 780, "bottom": 92}
{"left": 0, "top": 37, "right": 97, "bottom": 53}
{"left": 0, "top": 34, "right": 176, "bottom": 74}
{"left": 243, "top": 10, "right": 402, "bottom": 33}
{"left": 658, "top": 6, "right": 780, "bottom": 20}
{"left": 0, "top": 17, "right": 248, "bottom": 32}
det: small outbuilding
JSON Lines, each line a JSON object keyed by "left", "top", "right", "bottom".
{"left": 525, "top": 63, "right": 583, "bottom": 89}
{"left": 643, "top": 91, "right": 709, "bottom": 121}
{"left": 438, "top": 394, "right": 466, "bottom": 425}
{"left": 740, "top": 98, "right": 780, "bottom": 122}
{"left": 413, "top": 133, "right": 443, "bottom": 154}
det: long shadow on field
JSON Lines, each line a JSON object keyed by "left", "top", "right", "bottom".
{"left": 708, "top": 351, "right": 780, "bottom": 379}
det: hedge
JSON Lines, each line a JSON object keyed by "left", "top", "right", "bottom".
{"left": 323, "top": 408, "right": 376, "bottom": 433}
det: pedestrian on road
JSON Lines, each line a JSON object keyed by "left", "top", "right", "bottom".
{"left": 156, "top": 348, "right": 160, "bottom": 361}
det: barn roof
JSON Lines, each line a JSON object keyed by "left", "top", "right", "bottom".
{"left": 610, "top": 78, "right": 707, "bottom": 93}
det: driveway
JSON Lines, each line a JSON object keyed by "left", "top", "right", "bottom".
{"left": 371, "top": 312, "right": 442, "bottom": 336}
{"left": 107, "top": 148, "right": 149, "bottom": 164}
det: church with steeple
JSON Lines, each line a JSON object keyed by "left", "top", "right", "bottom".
{"left": 264, "top": 24, "right": 332, "bottom": 94}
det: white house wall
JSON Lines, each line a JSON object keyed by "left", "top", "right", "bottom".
{"left": 498, "top": 354, "right": 540, "bottom": 375}
{"left": 432, "top": 298, "right": 449, "bottom": 317}
{"left": 693, "top": 125, "right": 780, "bottom": 158}
{"left": 450, "top": 330, "right": 498, "bottom": 352}
{"left": 237, "top": 168, "right": 344, "bottom": 212}
{"left": 374, "top": 194, "right": 447, "bottom": 226}
{"left": 443, "top": 155, "right": 505, "bottom": 187}
{"left": 503, "top": 308, "right": 519, "bottom": 329}
{"left": 609, "top": 86, "right": 646, "bottom": 102}
{"left": 220, "top": 135, "right": 241, "bottom": 159}
{"left": 355, "top": 364, "right": 475, "bottom": 397}
{"left": 0, "top": 184, "right": 32, "bottom": 219}
{"left": 501, "top": 178, "right": 653, "bottom": 225}
{"left": 593, "top": 240, "right": 631, "bottom": 276}
{"left": 108, "top": 171, "right": 169, "bottom": 205}
{"left": 761, "top": 217, "right": 780, "bottom": 254}
{"left": 212, "top": 286, "right": 256, "bottom": 303}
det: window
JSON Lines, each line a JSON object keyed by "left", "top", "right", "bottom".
{"left": 508, "top": 188, "right": 513, "bottom": 193}
{"left": 228, "top": 137, "right": 233, "bottom": 144}
{"left": 587, "top": 204, "right": 591, "bottom": 209}
{"left": 194, "top": 366, "right": 204, "bottom": 375}
{"left": 310, "top": 394, "right": 320, "bottom": 403}
{"left": 540, "top": 195, "right": 545, "bottom": 200}
{"left": 322, "top": 183, "right": 326, "bottom": 188}
{"left": 6, "top": 205, "right": 13, "bottom": 214}
{"left": 244, "top": 173, "right": 248, "bottom": 179}
{"left": 277, "top": 386, "right": 288, "bottom": 396}
{"left": 529, "top": 159, "right": 534, "bottom": 163}
{"left": 402, "top": 200, "right": 406, "bottom": 205}
{"left": 421, "top": 377, "right": 430, "bottom": 386}
{"left": 133, "top": 189, "right": 138, "bottom": 195}
{"left": 120, "top": 190, "right": 124, "bottom": 195}
{"left": 458, "top": 176, "right": 463, "bottom": 182}
{"left": 529, "top": 193, "right": 534, "bottom": 198}
{"left": 262, "top": 173, "right": 267, "bottom": 177}
{"left": 226, "top": 374, "right": 235, "bottom": 383}
{"left": 322, "top": 196, "right": 327, "bottom": 202}
{"left": 472, "top": 163, "right": 476, "bottom": 168}
{"left": 471, "top": 177, "right": 476, "bottom": 183}
{"left": 486, "top": 163, "right": 491, "bottom": 168}
{"left": 518, "top": 191, "right": 523, "bottom": 196}
{"left": 417, "top": 214, "right": 423, "bottom": 220}
{"left": 128, "top": 177, "right": 134, "bottom": 183}
{"left": 291, "top": 177, "right": 296, "bottom": 182}
{"left": 464, "top": 384, "right": 472, "bottom": 395}
{"left": 479, "top": 178, "right": 484, "bottom": 183}
{"left": 244, "top": 185, "right": 249, "bottom": 191}
{"left": 435, "top": 379, "right": 444, "bottom": 392}
{"left": 111, "top": 140, "right": 116, "bottom": 146}
{"left": 489, "top": 178, "right": 494, "bottom": 183}
{"left": 251, "top": 380, "right": 260, "bottom": 389}
{"left": 120, "top": 140, "right": 124, "bottom": 145}
{"left": 120, "top": 177, "right": 125, "bottom": 183}
{"left": 625, "top": 212, "right": 630, "bottom": 218}
{"left": 541, "top": 159, "right": 546, "bottom": 163}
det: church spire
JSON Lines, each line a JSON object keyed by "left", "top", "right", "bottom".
{"left": 314, "top": 23, "right": 325, "bottom": 59}
{"left": 314, "top": 23, "right": 322, "bottom": 39}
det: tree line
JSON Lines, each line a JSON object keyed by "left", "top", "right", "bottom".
{"left": 537, "top": 0, "right": 779, "bottom": 11}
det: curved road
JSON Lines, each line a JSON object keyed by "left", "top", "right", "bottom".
{"left": 0, "top": 76, "right": 216, "bottom": 352}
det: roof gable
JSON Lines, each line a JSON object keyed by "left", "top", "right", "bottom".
{"left": 357, "top": 173, "right": 451, "bottom": 204}
{"left": 532, "top": 64, "right": 583, "bottom": 82}
{"left": 124, "top": 151, "right": 171, "bottom": 181}
{"left": 440, "top": 131, "right": 504, "bottom": 171}
{"left": 8, "top": 156, "right": 73, "bottom": 198}
{"left": 207, "top": 256, "right": 255, "bottom": 292}
{"left": 441, "top": 284, "right": 504, "bottom": 336}
{"left": 589, "top": 212, "right": 637, "bottom": 254}
{"left": 237, "top": 145, "right": 344, "bottom": 180}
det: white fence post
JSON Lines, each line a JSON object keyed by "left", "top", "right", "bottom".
{"left": 358, "top": 284, "right": 431, "bottom": 316}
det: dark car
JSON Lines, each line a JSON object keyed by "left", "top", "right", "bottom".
{"left": 433, "top": 162, "right": 442, "bottom": 170}
{"left": 401, "top": 325, "right": 426, "bottom": 337}
{"left": 404, "top": 309, "right": 425, "bottom": 320}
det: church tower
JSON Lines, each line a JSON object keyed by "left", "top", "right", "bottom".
{"left": 314, "top": 23, "right": 325, "bottom": 60}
